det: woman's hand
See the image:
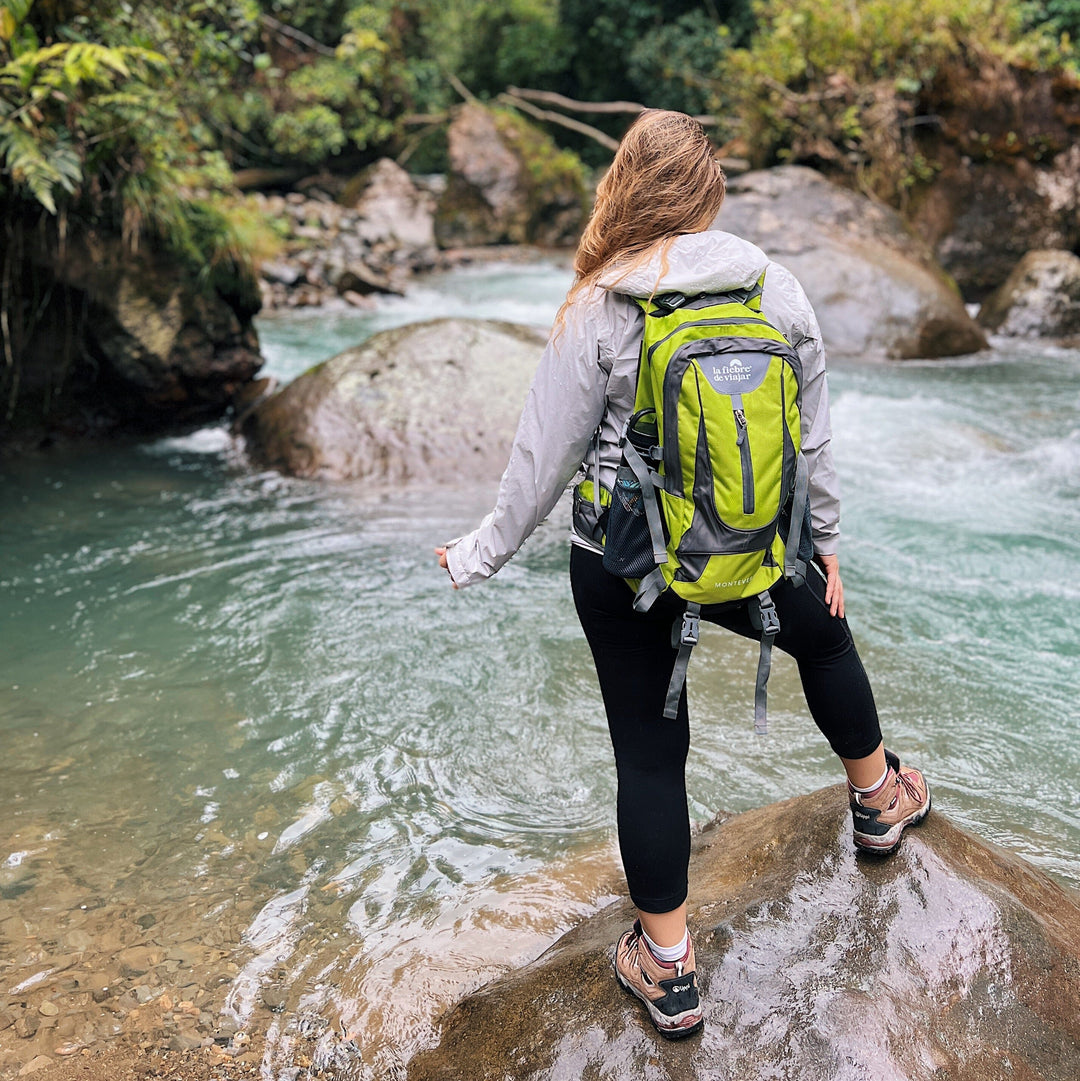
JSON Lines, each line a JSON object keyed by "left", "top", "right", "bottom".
{"left": 816, "top": 553, "right": 844, "bottom": 618}
{"left": 434, "top": 547, "right": 458, "bottom": 590}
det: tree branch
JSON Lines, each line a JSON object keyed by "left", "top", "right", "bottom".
{"left": 506, "top": 86, "right": 716, "bottom": 127}
{"left": 259, "top": 14, "right": 336, "bottom": 58}
{"left": 496, "top": 93, "right": 620, "bottom": 152}
{"left": 446, "top": 71, "right": 479, "bottom": 104}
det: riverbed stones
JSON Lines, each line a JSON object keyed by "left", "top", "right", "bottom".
{"left": 254, "top": 161, "right": 439, "bottom": 310}
{"left": 408, "top": 786, "right": 1080, "bottom": 1081}
{"left": 242, "top": 318, "right": 548, "bottom": 482}
{"left": 977, "top": 249, "right": 1080, "bottom": 339}
{"left": 719, "top": 166, "right": 987, "bottom": 359}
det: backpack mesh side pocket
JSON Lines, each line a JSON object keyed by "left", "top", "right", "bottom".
{"left": 602, "top": 461, "right": 656, "bottom": 578}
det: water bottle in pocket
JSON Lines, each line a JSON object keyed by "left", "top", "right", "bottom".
{"left": 603, "top": 412, "right": 662, "bottom": 579}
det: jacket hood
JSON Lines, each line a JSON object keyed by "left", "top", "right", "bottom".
{"left": 600, "top": 229, "right": 769, "bottom": 298}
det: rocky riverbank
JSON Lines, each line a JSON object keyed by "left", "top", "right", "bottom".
{"left": 9, "top": 790, "right": 1076, "bottom": 1081}
{"left": 410, "top": 787, "right": 1080, "bottom": 1081}
{"left": 254, "top": 104, "right": 588, "bottom": 313}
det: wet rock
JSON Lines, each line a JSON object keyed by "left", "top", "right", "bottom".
{"left": 720, "top": 166, "right": 987, "bottom": 358}
{"left": 408, "top": 786, "right": 1080, "bottom": 1081}
{"left": 977, "top": 249, "right": 1080, "bottom": 339}
{"left": 136, "top": 913, "right": 157, "bottom": 930}
{"left": 327, "top": 261, "right": 403, "bottom": 298}
{"left": 242, "top": 318, "right": 548, "bottom": 482}
{"left": 261, "top": 986, "right": 288, "bottom": 1013}
{"left": 436, "top": 104, "right": 586, "bottom": 248}
{"left": 0, "top": 1008, "right": 14, "bottom": 1031}
{"left": 13, "top": 1013, "right": 39, "bottom": 1039}
{"left": 17, "top": 1056, "right": 52, "bottom": 1076}
{"left": 167, "top": 1031, "right": 206, "bottom": 1052}
{"left": 5, "top": 224, "right": 263, "bottom": 447}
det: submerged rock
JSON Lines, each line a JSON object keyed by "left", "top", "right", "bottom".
{"left": 720, "top": 167, "right": 987, "bottom": 359}
{"left": 242, "top": 318, "right": 547, "bottom": 482}
{"left": 977, "top": 249, "right": 1080, "bottom": 339}
{"left": 408, "top": 786, "right": 1080, "bottom": 1081}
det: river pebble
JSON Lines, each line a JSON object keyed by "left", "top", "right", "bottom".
{"left": 16, "top": 1057, "right": 52, "bottom": 1077}
{"left": 14, "top": 1014, "right": 39, "bottom": 1039}
{"left": 36, "top": 1002, "right": 58, "bottom": 1017}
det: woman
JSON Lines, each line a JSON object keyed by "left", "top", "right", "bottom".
{"left": 435, "top": 110, "right": 930, "bottom": 1040}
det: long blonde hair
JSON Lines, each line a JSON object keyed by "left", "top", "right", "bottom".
{"left": 562, "top": 109, "right": 726, "bottom": 316}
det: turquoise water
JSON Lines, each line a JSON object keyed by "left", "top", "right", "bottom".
{"left": 1, "top": 261, "right": 1078, "bottom": 1076}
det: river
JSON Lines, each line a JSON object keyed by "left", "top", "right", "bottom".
{"left": 1, "top": 258, "right": 1078, "bottom": 1077}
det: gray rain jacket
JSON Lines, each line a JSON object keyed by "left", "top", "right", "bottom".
{"left": 444, "top": 230, "right": 840, "bottom": 588}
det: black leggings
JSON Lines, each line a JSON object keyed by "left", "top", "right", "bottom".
{"left": 569, "top": 545, "right": 882, "bottom": 913}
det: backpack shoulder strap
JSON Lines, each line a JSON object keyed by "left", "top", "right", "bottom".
{"left": 743, "top": 270, "right": 767, "bottom": 313}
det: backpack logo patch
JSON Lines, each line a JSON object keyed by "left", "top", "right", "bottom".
{"left": 701, "top": 352, "right": 769, "bottom": 396}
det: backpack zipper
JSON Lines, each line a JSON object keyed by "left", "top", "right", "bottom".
{"left": 733, "top": 407, "right": 754, "bottom": 514}
{"left": 646, "top": 316, "right": 773, "bottom": 362}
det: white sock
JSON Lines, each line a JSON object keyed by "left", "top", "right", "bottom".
{"left": 851, "top": 765, "right": 890, "bottom": 794}
{"left": 642, "top": 927, "right": 689, "bottom": 963}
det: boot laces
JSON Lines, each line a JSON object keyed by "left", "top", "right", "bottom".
{"left": 894, "top": 766, "right": 922, "bottom": 805}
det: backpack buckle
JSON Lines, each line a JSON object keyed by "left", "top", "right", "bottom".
{"left": 758, "top": 593, "right": 780, "bottom": 637}
{"left": 678, "top": 609, "right": 700, "bottom": 647}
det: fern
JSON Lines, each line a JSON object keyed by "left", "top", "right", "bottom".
{"left": 0, "top": 125, "right": 80, "bottom": 212}
{"left": 0, "top": 41, "right": 168, "bottom": 213}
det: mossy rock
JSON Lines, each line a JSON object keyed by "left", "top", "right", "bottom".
{"left": 435, "top": 103, "right": 586, "bottom": 249}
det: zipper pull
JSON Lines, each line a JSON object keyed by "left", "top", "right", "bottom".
{"left": 734, "top": 408, "right": 747, "bottom": 446}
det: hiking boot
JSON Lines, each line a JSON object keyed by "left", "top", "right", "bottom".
{"left": 614, "top": 921, "right": 703, "bottom": 1039}
{"left": 849, "top": 748, "right": 931, "bottom": 856}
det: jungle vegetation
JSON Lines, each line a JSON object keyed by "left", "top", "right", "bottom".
{"left": 0, "top": 0, "right": 1076, "bottom": 267}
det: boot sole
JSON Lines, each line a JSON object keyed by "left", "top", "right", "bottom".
{"left": 854, "top": 789, "right": 932, "bottom": 857}
{"left": 616, "top": 969, "right": 704, "bottom": 1039}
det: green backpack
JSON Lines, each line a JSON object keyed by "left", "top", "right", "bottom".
{"left": 599, "top": 273, "right": 810, "bottom": 730}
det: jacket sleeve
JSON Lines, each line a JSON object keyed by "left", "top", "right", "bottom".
{"left": 443, "top": 294, "right": 610, "bottom": 587}
{"left": 761, "top": 262, "right": 841, "bottom": 556}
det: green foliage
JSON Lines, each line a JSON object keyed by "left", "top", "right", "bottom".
{"left": 624, "top": 9, "right": 733, "bottom": 115}
{"left": 436, "top": 0, "right": 570, "bottom": 96}
{"left": 0, "top": 38, "right": 169, "bottom": 213}
{"left": 723, "top": 0, "right": 1070, "bottom": 200}
{"left": 267, "top": 103, "right": 346, "bottom": 161}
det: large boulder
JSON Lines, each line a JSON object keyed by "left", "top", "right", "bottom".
{"left": 977, "top": 249, "right": 1080, "bottom": 339}
{"left": 241, "top": 318, "right": 547, "bottom": 482}
{"left": 2, "top": 223, "right": 262, "bottom": 448}
{"left": 435, "top": 104, "right": 587, "bottom": 248}
{"left": 408, "top": 786, "right": 1080, "bottom": 1081}
{"left": 720, "top": 167, "right": 987, "bottom": 359}
{"left": 348, "top": 158, "right": 437, "bottom": 260}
